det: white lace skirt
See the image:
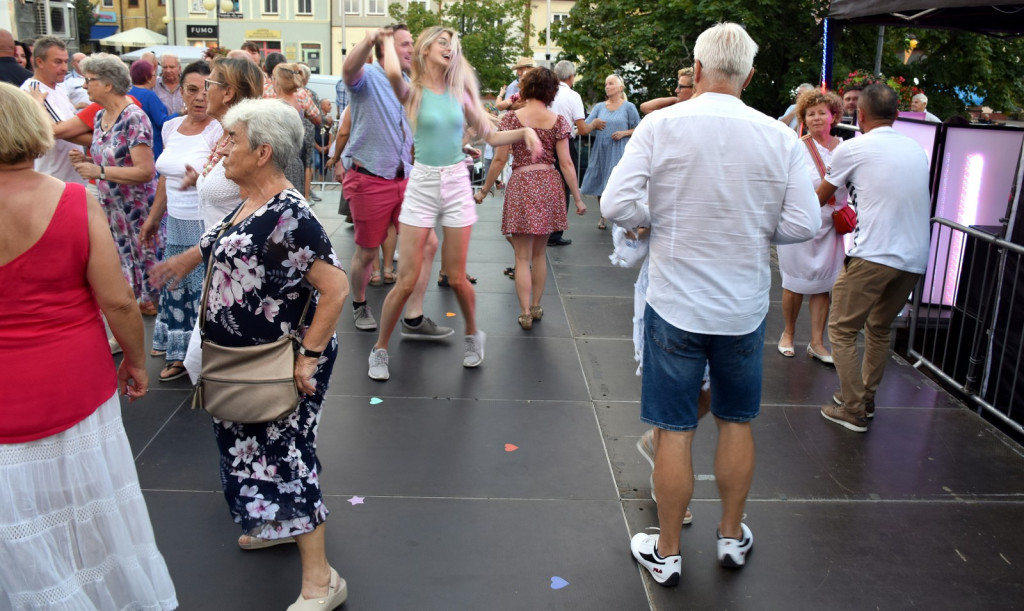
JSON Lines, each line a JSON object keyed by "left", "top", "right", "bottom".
{"left": 0, "top": 392, "right": 178, "bottom": 610}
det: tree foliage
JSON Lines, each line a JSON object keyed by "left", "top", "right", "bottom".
{"left": 553, "top": 0, "right": 1024, "bottom": 119}
{"left": 75, "top": 0, "right": 99, "bottom": 49}
{"left": 388, "top": 0, "right": 530, "bottom": 94}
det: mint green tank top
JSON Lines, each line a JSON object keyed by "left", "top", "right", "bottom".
{"left": 413, "top": 89, "right": 466, "bottom": 167}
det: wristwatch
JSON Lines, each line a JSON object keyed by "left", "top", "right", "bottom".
{"left": 99, "top": 165, "right": 106, "bottom": 180}
{"left": 297, "top": 344, "right": 322, "bottom": 358}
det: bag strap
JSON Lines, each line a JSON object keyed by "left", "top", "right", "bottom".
{"left": 801, "top": 135, "right": 836, "bottom": 207}
{"left": 197, "top": 204, "right": 315, "bottom": 341}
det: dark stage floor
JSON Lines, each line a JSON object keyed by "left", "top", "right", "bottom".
{"left": 125, "top": 187, "right": 1024, "bottom": 610}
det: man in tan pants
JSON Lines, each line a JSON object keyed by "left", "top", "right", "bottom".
{"left": 816, "top": 84, "right": 932, "bottom": 433}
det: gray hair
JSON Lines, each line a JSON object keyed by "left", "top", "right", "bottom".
{"left": 296, "top": 63, "right": 311, "bottom": 85}
{"left": 860, "top": 83, "right": 898, "bottom": 122}
{"left": 553, "top": 60, "right": 575, "bottom": 82}
{"left": 912, "top": 92, "right": 928, "bottom": 104}
{"left": 694, "top": 22, "right": 758, "bottom": 88}
{"left": 223, "top": 98, "right": 303, "bottom": 173}
{"left": 32, "top": 36, "right": 65, "bottom": 64}
{"left": 81, "top": 53, "right": 131, "bottom": 95}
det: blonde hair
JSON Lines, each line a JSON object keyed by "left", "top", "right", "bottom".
{"left": 407, "top": 26, "right": 491, "bottom": 136}
{"left": 606, "top": 73, "right": 627, "bottom": 102}
{"left": 0, "top": 82, "right": 54, "bottom": 164}
{"left": 273, "top": 63, "right": 301, "bottom": 94}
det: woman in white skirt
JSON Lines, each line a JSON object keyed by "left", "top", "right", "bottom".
{"left": 0, "top": 82, "right": 177, "bottom": 610}
{"left": 777, "top": 90, "right": 849, "bottom": 364}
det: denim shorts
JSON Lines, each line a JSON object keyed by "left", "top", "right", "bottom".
{"left": 398, "top": 161, "right": 477, "bottom": 229}
{"left": 641, "top": 304, "right": 765, "bottom": 431}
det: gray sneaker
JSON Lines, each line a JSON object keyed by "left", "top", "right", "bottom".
{"left": 353, "top": 305, "right": 377, "bottom": 331}
{"left": 401, "top": 317, "right": 454, "bottom": 341}
{"left": 463, "top": 330, "right": 486, "bottom": 368}
{"left": 368, "top": 347, "right": 390, "bottom": 381}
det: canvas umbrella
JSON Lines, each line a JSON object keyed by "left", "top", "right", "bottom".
{"left": 100, "top": 27, "right": 168, "bottom": 48}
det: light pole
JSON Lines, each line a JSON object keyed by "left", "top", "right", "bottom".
{"left": 202, "top": 0, "right": 233, "bottom": 48}
{"left": 162, "top": 0, "right": 175, "bottom": 45}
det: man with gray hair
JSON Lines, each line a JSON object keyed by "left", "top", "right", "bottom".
{"left": 602, "top": 22, "right": 819, "bottom": 585}
{"left": 155, "top": 53, "right": 182, "bottom": 114}
{"left": 779, "top": 82, "right": 816, "bottom": 129}
{"left": 910, "top": 92, "right": 940, "bottom": 122}
{"left": 547, "top": 60, "right": 604, "bottom": 246}
{"left": 61, "top": 51, "right": 89, "bottom": 108}
{"left": 21, "top": 36, "right": 86, "bottom": 185}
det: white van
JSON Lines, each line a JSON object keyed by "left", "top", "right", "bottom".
{"left": 306, "top": 74, "right": 342, "bottom": 108}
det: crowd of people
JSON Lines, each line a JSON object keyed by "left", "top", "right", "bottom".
{"left": 1, "top": 19, "right": 934, "bottom": 608}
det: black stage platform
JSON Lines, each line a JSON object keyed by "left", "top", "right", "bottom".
{"left": 126, "top": 188, "right": 1024, "bottom": 610}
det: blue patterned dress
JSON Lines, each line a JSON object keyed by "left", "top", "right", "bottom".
{"left": 198, "top": 189, "right": 343, "bottom": 539}
{"left": 580, "top": 100, "right": 640, "bottom": 196}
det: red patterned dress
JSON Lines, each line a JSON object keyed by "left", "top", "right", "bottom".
{"left": 498, "top": 111, "right": 570, "bottom": 235}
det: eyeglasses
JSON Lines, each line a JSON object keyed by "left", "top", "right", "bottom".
{"left": 204, "top": 78, "right": 226, "bottom": 91}
{"left": 676, "top": 84, "right": 694, "bottom": 90}
{"left": 83, "top": 77, "right": 102, "bottom": 85}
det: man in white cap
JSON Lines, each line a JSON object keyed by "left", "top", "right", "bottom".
{"left": 496, "top": 56, "right": 534, "bottom": 110}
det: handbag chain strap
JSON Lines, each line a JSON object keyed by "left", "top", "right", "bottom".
{"left": 801, "top": 135, "right": 836, "bottom": 207}
{"left": 197, "top": 203, "right": 313, "bottom": 342}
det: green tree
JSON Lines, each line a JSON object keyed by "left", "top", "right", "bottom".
{"left": 554, "top": 0, "right": 830, "bottom": 114}
{"left": 388, "top": 0, "right": 530, "bottom": 94}
{"left": 75, "top": 0, "right": 99, "bottom": 50}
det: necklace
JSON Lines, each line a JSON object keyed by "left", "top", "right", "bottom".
{"left": 100, "top": 101, "right": 129, "bottom": 132}
{"left": 203, "top": 134, "right": 230, "bottom": 177}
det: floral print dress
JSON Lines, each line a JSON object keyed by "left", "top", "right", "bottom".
{"left": 91, "top": 104, "right": 160, "bottom": 308}
{"left": 498, "top": 112, "right": 571, "bottom": 236}
{"left": 198, "top": 189, "right": 343, "bottom": 539}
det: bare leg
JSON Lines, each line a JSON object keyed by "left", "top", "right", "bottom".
{"left": 404, "top": 229, "right": 438, "bottom": 319}
{"left": 714, "top": 420, "right": 755, "bottom": 539}
{"left": 381, "top": 225, "right": 397, "bottom": 275}
{"left": 294, "top": 523, "right": 331, "bottom": 599}
{"left": 509, "top": 234, "right": 534, "bottom": 316}
{"left": 350, "top": 245, "right": 378, "bottom": 304}
{"left": 780, "top": 289, "right": 803, "bottom": 347}
{"left": 808, "top": 292, "right": 831, "bottom": 356}
{"left": 530, "top": 234, "right": 548, "bottom": 307}
{"left": 374, "top": 225, "right": 431, "bottom": 349}
{"left": 441, "top": 225, "right": 476, "bottom": 335}
{"left": 651, "top": 428, "right": 695, "bottom": 557}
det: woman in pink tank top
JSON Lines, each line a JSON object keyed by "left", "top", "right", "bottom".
{"left": 0, "top": 82, "right": 178, "bottom": 609}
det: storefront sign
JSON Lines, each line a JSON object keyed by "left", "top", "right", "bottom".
{"left": 187, "top": 25, "right": 218, "bottom": 38}
{"left": 245, "top": 29, "right": 281, "bottom": 39}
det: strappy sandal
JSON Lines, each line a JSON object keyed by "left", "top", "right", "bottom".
{"left": 150, "top": 348, "right": 166, "bottom": 357}
{"left": 159, "top": 361, "right": 188, "bottom": 382}
{"left": 383, "top": 268, "right": 397, "bottom": 284}
{"left": 368, "top": 271, "right": 383, "bottom": 287}
{"left": 518, "top": 313, "right": 533, "bottom": 330}
{"left": 530, "top": 305, "right": 543, "bottom": 321}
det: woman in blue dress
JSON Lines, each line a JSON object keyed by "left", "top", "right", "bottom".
{"left": 580, "top": 73, "right": 640, "bottom": 230}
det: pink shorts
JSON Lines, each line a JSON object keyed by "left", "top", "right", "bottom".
{"left": 342, "top": 169, "right": 407, "bottom": 249}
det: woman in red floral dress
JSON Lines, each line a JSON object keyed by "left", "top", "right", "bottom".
{"left": 475, "top": 67, "right": 586, "bottom": 329}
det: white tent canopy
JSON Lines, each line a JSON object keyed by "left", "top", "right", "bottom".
{"left": 120, "top": 45, "right": 207, "bottom": 65}
{"left": 100, "top": 27, "right": 167, "bottom": 48}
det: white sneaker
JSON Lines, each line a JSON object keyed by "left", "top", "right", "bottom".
{"left": 630, "top": 532, "right": 680, "bottom": 586}
{"left": 463, "top": 330, "right": 485, "bottom": 368}
{"left": 353, "top": 305, "right": 377, "bottom": 331}
{"left": 717, "top": 523, "right": 753, "bottom": 568}
{"left": 368, "top": 348, "right": 390, "bottom": 381}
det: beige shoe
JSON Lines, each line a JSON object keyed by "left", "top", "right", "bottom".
{"left": 287, "top": 567, "right": 347, "bottom": 611}
{"left": 237, "top": 534, "right": 295, "bottom": 550}
{"left": 530, "top": 305, "right": 544, "bottom": 321}
{"left": 518, "top": 313, "right": 533, "bottom": 330}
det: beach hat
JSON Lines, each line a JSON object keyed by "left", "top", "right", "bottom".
{"left": 512, "top": 57, "right": 535, "bottom": 70}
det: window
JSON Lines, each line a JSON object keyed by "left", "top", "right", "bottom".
{"left": 297, "top": 0, "right": 312, "bottom": 14}
{"left": 264, "top": 0, "right": 279, "bottom": 15}
{"left": 343, "top": 0, "right": 358, "bottom": 14}
{"left": 128, "top": 0, "right": 139, "bottom": 7}
{"left": 408, "top": 0, "right": 428, "bottom": 9}
{"left": 191, "top": 0, "right": 206, "bottom": 13}
{"left": 102, "top": 0, "right": 114, "bottom": 7}
{"left": 366, "top": 0, "right": 384, "bottom": 15}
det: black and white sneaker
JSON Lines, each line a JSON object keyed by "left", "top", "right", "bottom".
{"left": 630, "top": 532, "right": 680, "bottom": 586}
{"left": 716, "top": 523, "right": 753, "bottom": 568}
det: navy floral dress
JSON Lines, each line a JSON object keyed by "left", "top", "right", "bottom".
{"left": 198, "top": 189, "right": 343, "bottom": 539}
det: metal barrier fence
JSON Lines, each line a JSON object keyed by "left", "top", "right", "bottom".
{"left": 908, "top": 218, "right": 1024, "bottom": 435}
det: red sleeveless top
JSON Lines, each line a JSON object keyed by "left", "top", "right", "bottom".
{"left": 0, "top": 183, "right": 118, "bottom": 443}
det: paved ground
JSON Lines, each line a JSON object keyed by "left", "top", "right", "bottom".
{"left": 126, "top": 186, "right": 1024, "bottom": 610}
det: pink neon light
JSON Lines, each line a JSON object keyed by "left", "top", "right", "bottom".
{"left": 945, "top": 154, "right": 983, "bottom": 304}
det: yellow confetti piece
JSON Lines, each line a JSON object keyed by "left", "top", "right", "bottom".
{"left": 446, "top": 312, "right": 457, "bottom": 317}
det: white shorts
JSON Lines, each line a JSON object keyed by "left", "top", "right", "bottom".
{"left": 398, "top": 160, "right": 477, "bottom": 228}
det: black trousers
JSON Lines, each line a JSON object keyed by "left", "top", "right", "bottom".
{"left": 550, "top": 137, "right": 579, "bottom": 241}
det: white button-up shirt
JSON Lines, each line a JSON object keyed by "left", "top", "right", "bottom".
{"left": 601, "top": 92, "right": 820, "bottom": 335}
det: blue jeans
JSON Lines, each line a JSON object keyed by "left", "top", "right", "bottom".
{"left": 641, "top": 304, "right": 765, "bottom": 431}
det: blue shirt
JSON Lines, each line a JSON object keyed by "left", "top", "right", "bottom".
{"left": 342, "top": 64, "right": 413, "bottom": 179}
{"left": 335, "top": 78, "right": 349, "bottom": 114}
{"left": 129, "top": 86, "right": 170, "bottom": 160}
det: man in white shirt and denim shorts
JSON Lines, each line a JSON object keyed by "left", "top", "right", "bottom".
{"left": 602, "top": 23, "right": 820, "bottom": 586}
